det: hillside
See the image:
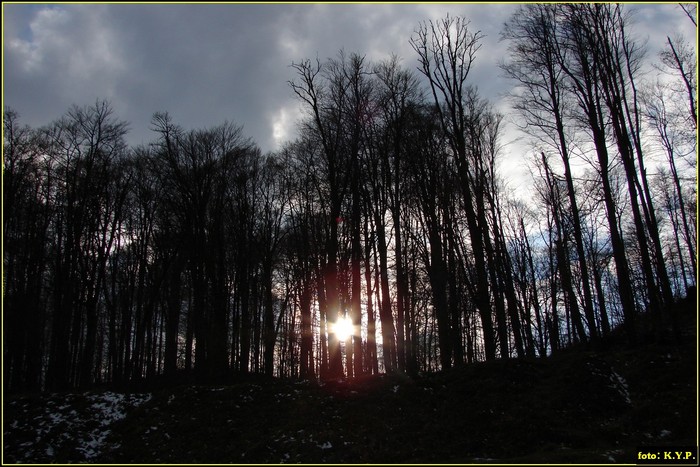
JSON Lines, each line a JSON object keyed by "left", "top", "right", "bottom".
{"left": 4, "top": 307, "right": 697, "bottom": 464}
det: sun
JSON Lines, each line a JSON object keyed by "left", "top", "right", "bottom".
{"left": 331, "top": 316, "right": 355, "bottom": 341}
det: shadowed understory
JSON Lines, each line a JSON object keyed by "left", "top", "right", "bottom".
{"left": 4, "top": 304, "right": 696, "bottom": 464}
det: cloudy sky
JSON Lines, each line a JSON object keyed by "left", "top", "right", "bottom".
{"left": 3, "top": 2, "right": 695, "bottom": 164}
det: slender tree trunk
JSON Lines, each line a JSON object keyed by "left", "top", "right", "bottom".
{"left": 317, "top": 266, "right": 330, "bottom": 379}
{"left": 363, "top": 214, "right": 379, "bottom": 375}
{"left": 375, "top": 216, "right": 397, "bottom": 372}
{"left": 164, "top": 255, "right": 183, "bottom": 377}
{"left": 350, "top": 174, "right": 364, "bottom": 377}
{"left": 326, "top": 216, "right": 344, "bottom": 379}
{"left": 426, "top": 219, "right": 452, "bottom": 370}
{"left": 299, "top": 275, "right": 314, "bottom": 379}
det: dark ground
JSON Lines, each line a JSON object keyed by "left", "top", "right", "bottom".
{"left": 3, "top": 304, "right": 697, "bottom": 465}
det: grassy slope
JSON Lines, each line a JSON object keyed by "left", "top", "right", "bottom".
{"left": 4, "top": 307, "right": 697, "bottom": 464}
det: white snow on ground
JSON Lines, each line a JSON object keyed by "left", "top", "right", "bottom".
{"left": 605, "top": 449, "right": 624, "bottom": 462}
{"left": 608, "top": 370, "right": 632, "bottom": 405}
{"left": 77, "top": 392, "right": 152, "bottom": 460}
{"left": 587, "top": 362, "right": 632, "bottom": 405}
{"left": 6, "top": 391, "right": 152, "bottom": 463}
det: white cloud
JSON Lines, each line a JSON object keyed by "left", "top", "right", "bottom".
{"left": 12, "top": 6, "right": 123, "bottom": 79}
{"left": 4, "top": 4, "right": 127, "bottom": 123}
{"left": 7, "top": 7, "right": 71, "bottom": 73}
{"left": 270, "top": 105, "right": 293, "bottom": 150}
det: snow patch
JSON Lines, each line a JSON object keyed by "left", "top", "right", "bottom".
{"left": 6, "top": 391, "right": 152, "bottom": 463}
{"left": 588, "top": 362, "right": 632, "bottom": 405}
{"left": 77, "top": 392, "right": 152, "bottom": 459}
{"left": 608, "top": 370, "right": 632, "bottom": 405}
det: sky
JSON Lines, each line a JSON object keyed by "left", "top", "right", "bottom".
{"left": 2, "top": 2, "right": 696, "bottom": 183}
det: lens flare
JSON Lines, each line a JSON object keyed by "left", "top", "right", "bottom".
{"left": 331, "top": 316, "right": 354, "bottom": 341}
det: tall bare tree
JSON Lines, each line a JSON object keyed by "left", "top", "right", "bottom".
{"left": 411, "top": 14, "right": 498, "bottom": 361}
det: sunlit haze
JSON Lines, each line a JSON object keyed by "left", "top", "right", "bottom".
{"left": 331, "top": 316, "right": 355, "bottom": 342}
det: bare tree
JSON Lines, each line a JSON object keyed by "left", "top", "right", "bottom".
{"left": 501, "top": 4, "right": 597, "bottom": 343}
{"left": 3, "top": 109, "right": 51, "bottom": 391}
{"left": 411, "top": 14, "right": 498, "bottom": 361}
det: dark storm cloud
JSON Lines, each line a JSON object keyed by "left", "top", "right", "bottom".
{"left": 5, "top": 3, "right": 299, "bottom": 150}
{"left": 3, "top": 3, "right": 522, "bottom": 152}
{"left": 3, "top": 3, "right": 695, "bottom": 156}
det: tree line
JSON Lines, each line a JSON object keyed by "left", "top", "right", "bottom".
{"left": 3, "top": 4, "right": 696, "bottom": 392}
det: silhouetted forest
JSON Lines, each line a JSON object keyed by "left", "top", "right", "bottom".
{"left": 3, "top": 5, "right": 697, "bottom": 393}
